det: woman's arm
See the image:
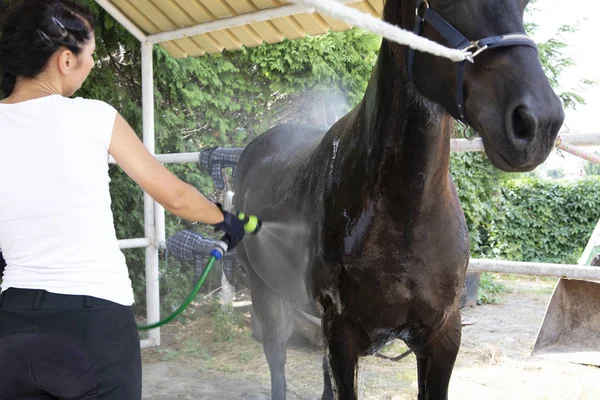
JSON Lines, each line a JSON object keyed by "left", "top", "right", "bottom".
{"left": 108, "top": 113, "right": 224, "bottom": 225}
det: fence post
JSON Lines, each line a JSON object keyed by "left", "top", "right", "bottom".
{"left": 221, "top": 190, "right": 236, "bottom": 310}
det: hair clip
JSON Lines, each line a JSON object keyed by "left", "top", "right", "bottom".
{"left": 52, "top": 17, "right": 68, "bottom": 38}
{"left": 37, "top": 29, "right": 54, "bottom": 46}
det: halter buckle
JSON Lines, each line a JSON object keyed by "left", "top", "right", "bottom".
{"left": 415, "top": 0, "right": 429, "bottom": 16}
{"left": 463, "top": 41, "right": 489, "bottom": 62}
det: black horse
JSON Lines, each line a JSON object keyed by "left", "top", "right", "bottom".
{"left": 234, "top": 0, "right": 564, "bottom": 398}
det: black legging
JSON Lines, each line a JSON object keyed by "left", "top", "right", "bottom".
{"left": 0, "top": 288, "right": 142, "bottom": 399}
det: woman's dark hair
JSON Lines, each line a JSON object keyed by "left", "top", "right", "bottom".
{"left": 0, "top": 0, "right": 96, "bottom": 97}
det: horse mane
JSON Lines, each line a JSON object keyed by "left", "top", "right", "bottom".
{"left": 382, "top": 0, "right": 403, "bottom": 27}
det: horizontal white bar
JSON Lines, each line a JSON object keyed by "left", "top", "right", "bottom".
{"left": 118, "top": 238, "right": 151, "bottom": 249}
{"left": 108, "top": 133, "right": 600, "bottom": 165}
{"left": 451, "top": 132, "right": 600, "bottom": 152}
{"left": 94, "top": 0, "right": 147, "bottom": 43}
{"left": 554, "top": 132, "right": 600, "bottom": 147}
{"left": 155, "top": 153, "right": 200, "bottom": 164}
{"left": 147, "top": 0, "right": 357, "bottom": 45}
{"left": 450, "top": 138, "right": 483, "bottom": 152}
{"left": 469, "top": 258, "right": 600, "bottom": 281}
{"left": 108, "top": 153, "right": 199, "bottom": 165}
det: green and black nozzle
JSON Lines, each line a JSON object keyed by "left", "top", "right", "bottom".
{"left": 238, "top": 212, "right": 262, "bottom": 234}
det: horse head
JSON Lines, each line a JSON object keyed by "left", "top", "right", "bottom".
{"left": 386, "top": 0, "right": 564, "bottom": 172}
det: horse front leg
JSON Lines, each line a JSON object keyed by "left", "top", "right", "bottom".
{"left": 250, "top": 279, "right": 294, "bottom": 400}
{"left": 415, "top": 308, "right": 462, "bottom": 400}
{"left": 320, "top": 299, "right": 361, "bottom": 400}
{"left": 321, "top": 354, "right": 334, "bottom": 400}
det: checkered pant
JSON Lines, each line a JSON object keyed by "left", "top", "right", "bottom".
{"left": 199, "top": 147, "right": 244, "bottom": 190}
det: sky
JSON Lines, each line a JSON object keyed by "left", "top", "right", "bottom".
{"left": 525, "top": 0, "right": 600, "bottom": 174}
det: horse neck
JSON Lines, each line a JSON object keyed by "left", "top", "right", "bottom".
{"left": 356, "top": 40, "right": 453, "bottom": 204}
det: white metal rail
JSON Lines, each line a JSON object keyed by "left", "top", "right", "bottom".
{"left": 108, "top": 133, "right": 600, "bottom": 165}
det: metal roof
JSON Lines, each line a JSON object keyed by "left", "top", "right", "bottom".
{"left": 98, "top": 0, "right": 383, "bottom": 58}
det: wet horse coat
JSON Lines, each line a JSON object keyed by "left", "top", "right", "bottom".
{"left": 234, "top": 0, "right": 564, "bottom": 398}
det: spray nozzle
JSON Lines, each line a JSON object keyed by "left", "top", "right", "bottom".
{"left": 237, "top": 213, "right": 262, "bottom": 234}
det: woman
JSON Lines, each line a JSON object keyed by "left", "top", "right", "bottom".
{"left": 0, "top": 1, "right": 246, "bottom": 398}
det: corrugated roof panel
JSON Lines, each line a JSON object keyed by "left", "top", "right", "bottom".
{"left": 368, "top": 0, "right": 384, "bottom": 15}
{"left": 290, "top": 13, "right": 329, "bottom": 36}
{"left": 249, "top": 23, "right": 285, "bottom": 44}
{"left": 318, "top": 14, "right": 352, "bottom": 32}
{"left": 200, "top": 0, "right": 230, "bottom": 16}
{"left": 159, "top": 1, "right": 196, "bottom": 27}
{"left": 169, "top": 1, "right": 225, "bottom": 53}
{"left": 347, "top": 1, "right": 375, "bottom": 15}
{"left": 112, "top": 0, "right": 158, "bottom": 34}
{"left": 224, "top": 0, "right": 255, "bottom": 14}
{"left": 112, "top": 0, "right": 187, "bottom": 57}
{"left": 227, "top": 26, "right": 264, "bottom": 47}
{"left": 269, "top": 16, "right": 305, "bottom": 41}
{"left": 173, "top": 0, "right": 212, "bottom": 23}
{"left": 157, "top": 0, "right": 210, "bottom": 54}
{"left": 183, "top": 1, "right": 242, "bottom": 50}
{"left": 209, "top": 30, "right": 242, "bottom": 50}
{"left": 105, "top": 0, "right": 384, "bottom": 58}
{"left": 160, "top": 41, "right": 190, "bottom": 58}
{"left": 247, "top": 0, "right": 300, "bottom": 42}
{"left": 250, "top": 0, "right": 281, "bottom": 9}
{"left": 127, "top": 0, "right": 199, "bottom": 56}
{"left": 222, "top": 1, "right": 278, "bottom": 46}
{"left": 134, "top": 0, "right": 175, "bottom": 30}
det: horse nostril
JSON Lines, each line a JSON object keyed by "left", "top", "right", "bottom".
{"left": 510, "top": 105, "right": 538, "bottom": 143}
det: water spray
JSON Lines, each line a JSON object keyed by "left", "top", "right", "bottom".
{"left": 137, "top": 213, "right": 262, "bottom": 331}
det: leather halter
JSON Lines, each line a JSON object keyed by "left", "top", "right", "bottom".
{"left": 407, "top": 0, "right": 538, "bottom": 126}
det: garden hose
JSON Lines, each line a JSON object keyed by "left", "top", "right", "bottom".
{"left": 136, "top": 256, "right": 216, "bottom": 331}
{"left": 137, "top": 213, "right": 261, "bottom": 331}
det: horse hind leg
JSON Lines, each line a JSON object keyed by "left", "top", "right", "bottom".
{"left": 414, "top": 308, "right": 462, "bottom": 400}
{"left": 250, "top": 277, "right": 294, "bottom": 400}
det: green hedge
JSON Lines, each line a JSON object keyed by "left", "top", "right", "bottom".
{"left": 488, "top": 177, "right": 600, "bottom": 264}
{"left": 451, "top": 152, "right": 502, "bottom": 257}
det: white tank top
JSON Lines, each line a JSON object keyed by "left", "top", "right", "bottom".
{"left": 0, "top": 95, "right": 134, "bottom": 305}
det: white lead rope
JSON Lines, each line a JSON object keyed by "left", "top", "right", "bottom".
{"left": 288, "top": 0, "right": 470, "bottom": 62}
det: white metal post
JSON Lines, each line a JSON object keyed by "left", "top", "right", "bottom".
{"left": 221, "top": 191, "right": 235, "bottom": 309}
{"left": 141, "top": 41, "right": 160, "bottom": 346}
{"left": 155, "top": 203, "right": 166, "bottom": 253}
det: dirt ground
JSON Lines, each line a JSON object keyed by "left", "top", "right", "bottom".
{"left": 140, "top": 276, "right": 600, "bottom": 399}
